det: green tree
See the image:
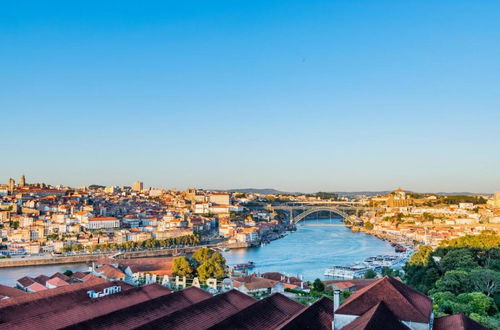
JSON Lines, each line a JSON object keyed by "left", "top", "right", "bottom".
{"left": 408, "top": 246, "right": 433, "bottom": 267}
{"left": 364, "top": 222, "right": 374, "bottom": 230}
{"left": 469, "top": 268, "right": 500, "bottom": 297}
{"left": 456, "top": 292, "right": 495, "bottom": 316}
{"left": 435, "top": 270, "right": 472, "bottom": 295}
{"left": 192, "top": 247, "right": 215, "bottom": 265}
{"left": 63, "top": 270, "right": 73, "bottom": 276}
{"left": 364, "top": 269, "right": 377, "bottom": 279}
{"left": 312, "top": 278, "right": 325, "bottom": 292}
{"left": 172, "top": 256, "right": 195, "bottom": 278}
{"left": 197, "top": 257, "right": 225, "bottom": 281}
{"left": 440, "top": 249, "right": 478, "bottom": 272}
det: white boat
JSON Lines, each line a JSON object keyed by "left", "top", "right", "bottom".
{"left": 324, "top": 263, "right": 370, "bottom": 279}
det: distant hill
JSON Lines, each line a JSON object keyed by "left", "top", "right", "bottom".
{"left": 224, "top": 188, "right": 299, "bottom": 195}
{"left": 221, "top": 189, "right": 490, "bottom": 197}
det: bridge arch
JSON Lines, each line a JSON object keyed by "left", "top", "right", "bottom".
{"left": 292, "top": 207, "right": 349, "bottom": 223}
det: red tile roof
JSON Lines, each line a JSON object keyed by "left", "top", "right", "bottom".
{"left": 433, "top": 314, "right": 488, "bottom": 330}
{"left": 0, "top": 283, "right": 171, "bottom": 330}
{"left": 69, "top": 286, "right": 212, "bottom": 330}
{"left": 209, "top": 293, "right": 304, "bottom": 330}
{"left": 278, "top": 296, "right": 333, "bottom": 330}
{"left": 139, "top": 289, "right": 257, "bottom": 330}
{"left": 341, "top": 301, "right": 409, "bottom": 330}
{"left": 0, "top": 277, "right": 109, "bottom": 309}
{"left": 95, "top": 265, "right": 125, "bottom": 279}
{"left": 0, "top": 285, "right": 26, "bottom": 299}
{"left": 335, "top": 276, "right": 432, "bottom": 324}
{"left": 46, "top": 277, "right": 70, "bottom": 288}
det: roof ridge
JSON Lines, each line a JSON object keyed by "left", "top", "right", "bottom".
{"left": 335, "top": 276, "right": 386, "bottom": 312}
{"left": 384, "top": 277, "right": 429, "bottom": 321}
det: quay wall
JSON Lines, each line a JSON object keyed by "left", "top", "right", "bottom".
{"left": 0, "top": 245, "right": 213, "bottom": 268}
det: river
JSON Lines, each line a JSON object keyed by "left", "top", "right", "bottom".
{"left": 223, "top": 217, "right": 395, "bottom": 281}
{"left": 0, "top": 218, "right": 395, "bottom": 286}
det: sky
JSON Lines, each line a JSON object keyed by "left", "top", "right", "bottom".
{"left": 1, "top": 1, "right": 499, "bottom": 193}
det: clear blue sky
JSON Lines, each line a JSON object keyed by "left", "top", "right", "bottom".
{"left": 1, "top": 1, "right": 499, "bottom": 193}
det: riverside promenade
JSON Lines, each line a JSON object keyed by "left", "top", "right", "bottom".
{"left": 0, "top": 245, "right": 211, "bottom": 268}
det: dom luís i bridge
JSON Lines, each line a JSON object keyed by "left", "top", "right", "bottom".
{"left": 268, "top": 201, "right": 375, "bottom": 226}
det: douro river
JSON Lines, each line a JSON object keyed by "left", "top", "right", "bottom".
{"left": 223, "top": 218, "right": 395, "bottom": 280}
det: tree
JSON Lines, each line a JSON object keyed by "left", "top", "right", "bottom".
{"left": 364, "top": 269, "right": 377, "bottom": 279}
{"left": 440, "top": 249, "right": 478, "bottom": 272}
{"left": 172, "top": 256, "right": 195, "bottom": 278}
{"left": 469, "top": 268, "right": 500, "bottom": 297}
{"left": 435, "top": 270, "right": 472, "bottom": 295}
{"left": 197, "top": 257, "right": 226, "bottom": 281}
{"left": 408, "top": 246, "right": 433, "bottom": 267}
{"left": 192, "top": 248, "right": 215, "bottom": 265}
{"left": 312, "top": 278, "right": 325, "bottom": 292}
{"left": 382, "top": 267, "right": 401, "bottom": 277}
{"left": 456, "top": 292, "right": 495, "bottom": 316}
{"left": 364, "top": 222, "right": 374, "bottom": 230}
{"left": 63, "top": 270, "right": 73, "bottom": 276}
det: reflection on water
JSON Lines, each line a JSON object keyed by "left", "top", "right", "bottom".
{"left": 223, "top": 218, "right": 394, "bottom": 281}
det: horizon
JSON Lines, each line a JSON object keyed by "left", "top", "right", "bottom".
{"left": 1, "top": 174, "right": 495, "bottom": 195}
{"left": 2, "top": 1, "right": 499, "bottom": 192}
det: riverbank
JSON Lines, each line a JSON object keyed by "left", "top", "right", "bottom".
{"left": 0, "top": 245, "right": 208, "bottom": 268}
{"left": 349, "top": 225, "right": 417, "bottom": 249}
{"left": 223, "top": 219, "right": 395, "bottom": 281}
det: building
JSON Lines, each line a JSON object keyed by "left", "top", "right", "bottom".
{"left": 209, "top": 193, "right": 230, "bottom": 205}
{"left": 334, "top": 276, "right": 432, "bottom": 329}
{"left": 19, "top": 175, "right": 26, "bottom": 187}
{"left": 87, "top": 216, "right": 120, "bottom": 230}
{"left": 133, "top": 181, "right": 144, "bottom": 192}
{"left": 7, "top": 178, "right": 15, "bottom": 193}
{"left": 0, "top": 275, "right": 485, "bottom": 330}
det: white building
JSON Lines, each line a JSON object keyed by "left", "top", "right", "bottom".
{"left": 87, "top": 217, "right": 120, "bottom": 230}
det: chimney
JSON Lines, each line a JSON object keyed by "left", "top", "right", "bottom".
{"left": 333, "top": 290, "right": 340, "bottom": 313}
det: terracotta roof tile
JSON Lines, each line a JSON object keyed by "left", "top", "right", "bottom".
{"left": 0, "top": 277, "right": 108, "bottom": 309}
{"left": 433, "top": 314, "right": 488, "bottom": 330}
{"left": 336, "top": 276, "right": 432, "bottom": 324}
{"left": 0, "top": 285, "right": 26, "bottom": 299}
{"left": 341, "top": 301, "right": 409, "bottom": 330}
{"left": 139, "top": 289, "right": 257, "bottom": 330}
{"left": 69, "top": 286, "right": 211, "bottom": 330}
{"left": 278, "top": 297, "right": 333, "bottom": 330}
{"left": 0, "top": 283, "right": 170, "bottom": 330}
{"left": 209, "top": 293, "right": 304, "bottom": 330}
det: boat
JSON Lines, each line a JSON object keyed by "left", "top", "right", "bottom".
{"left": 222, "top": 247, "right": 230, "bottom": 252}
{"left": 324, "top": 263, "right": 370, "bottom": 279}
{"left": 395, "top": 245, "right": 407, "bottom": 253}
{"left": 232, "top": 261, "right": 255, "bottom": 270}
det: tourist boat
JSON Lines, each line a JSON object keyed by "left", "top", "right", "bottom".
{"left": 395, "top": 245, "right": 407, "bottom": 253}
{"left": 324, "top": 263, "right": 369, "bottom": 279}
{"left": 232, "top": 261, "right": 255, "bottom": 270}
{"left": 363, "top": 255, "right": 399, "bottom": 267}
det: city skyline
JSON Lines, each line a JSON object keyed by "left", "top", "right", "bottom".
{"left": 2, "top": 1, "right": 500, "bottom": 192}
{"left": 0, "top": 173, "right": 497, "bottom": 195}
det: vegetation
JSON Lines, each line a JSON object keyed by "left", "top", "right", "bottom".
{"left": 364, "top": 269, "right": 377, "bottom": 279}
{"left": 63, "top": 270, "right": 73, "bottom": 276}
{"left": 60, "top": 234, "right": 200, "bottom": 253}
{"left": 313, "top": 278, "right": 325, "bottom": 292}
{"left": 404, "top": 233, "right": 500, "bottom": 328}
{"left": 438, "top": 195, "right": 487, "bottom": 205}
{"left": 172, "top": 248, "right": 226, "bottom": 281}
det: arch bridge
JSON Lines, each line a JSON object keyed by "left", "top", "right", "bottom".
{"left": 272, "top": 205, "right": 351, "bottom": 224}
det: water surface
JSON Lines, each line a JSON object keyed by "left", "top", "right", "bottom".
{"left": 223, "top": 218, "right": 395, "bottom": 280}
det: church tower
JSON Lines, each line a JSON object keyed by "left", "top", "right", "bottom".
{"left": 19, "top": 174, "right": 26, "bottom": 187}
